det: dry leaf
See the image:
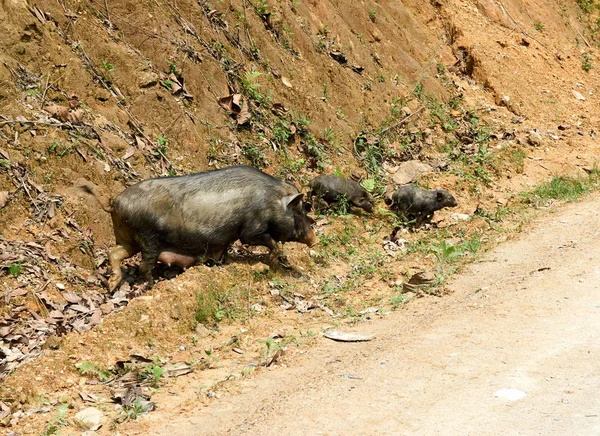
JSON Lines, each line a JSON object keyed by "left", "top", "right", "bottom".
{"left": 45, "top": 104, "right": 70, "bottom": 122}
{"left": 67, "top": 109, "right": 84, "bottom": 124}
{"left": 237, "top": 100, "right": 251, "bottom": 125}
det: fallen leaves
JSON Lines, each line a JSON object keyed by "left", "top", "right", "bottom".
{"left": 218, "top": 94, "right": 251, "bottom": 126}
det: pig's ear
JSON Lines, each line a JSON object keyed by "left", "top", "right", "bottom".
{"left": 436, "top": 190, "right": 445, "bottom": 201}
{"left": 283, "top": 193, "right": 304, "bottom": 209}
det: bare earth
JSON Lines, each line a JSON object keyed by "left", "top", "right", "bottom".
{"left": 121, "top": 195, "right": 600, "bottom": 435}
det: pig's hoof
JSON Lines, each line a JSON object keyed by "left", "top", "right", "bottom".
{"left": 108, "top": 276, "right": 122, "bottom": 293}
{"left": 277, "top": 255, "right": 292, "bottom": 269}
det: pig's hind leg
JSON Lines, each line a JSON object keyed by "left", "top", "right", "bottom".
{"left": 108, "top": 244, "right": 138, "bottom": 292}
{"left": 138, "top": 247, "right": 160, "bottom": 288}
{"left": 239, "top": 229, "right": 281, "bottom": 265}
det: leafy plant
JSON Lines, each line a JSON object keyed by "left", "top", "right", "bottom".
{"left": 8, "top": 261, "right": 22, "bottom": 276}
{"left": 42, "top": 403, "right": 69, "bottom": 436}
{"left": 101, "top": 58, "right": 114, "bottom": 71}
{"left": 155, "top": 135, "right": 169, "bottom": 156}
{"left": 368, "top": 8, "right": 377, "bottom": 22}
{"left": 533, "top": 21, "right": 545, "bottom": 32}
{"left": 140, "top": 364, "right": 165, "bottom": 387}
{"left": 582, "top": 51, "right": 593, "bottom": 72}
{"left": 577, "top": 0, "right": 596, "bottom": 13}
{"left": 75, "top": 361, "right": 112, "bottom": 381}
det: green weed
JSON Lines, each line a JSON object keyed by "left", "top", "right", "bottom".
{"left": 368, "top": 8, "right": 377, "bottom": 22}
{"left": 75, "top": 361, "right": 112, "bottom": 381}
{"left": 42, "top": 403, "right": 69, "bottom": 436}
{"left": 525, "top": 175, "right": 590, "bottom": 205}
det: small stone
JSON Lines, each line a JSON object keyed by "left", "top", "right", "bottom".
{"left": 528, "top": 130, "right": 543, "bottom": 146}
{"left": 194, "top": 324, "right": 211, "bottom": 338}
{"left": 55, "top": 283, "right": 65, "bottom": 290}
{"left": 400, "top": 106, "right": 411, "bottom": 117}
{"left": 138, "top": 71, "right": 159, "bottom": 88}
{"left": 392, "top": 160, "right": 433, "bottom": 185}
{"left": 572, "top": 90, "right": 585, "bottom": 101}
{"left": 74, "top": 407, "right": 105, "bottom": 431}
{"left": 179, "top": 345, "right": 186, "bottom": 351}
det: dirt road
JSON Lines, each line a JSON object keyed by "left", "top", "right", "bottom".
{"left": 126, "top": 195, "right": 600, "bottom": 436}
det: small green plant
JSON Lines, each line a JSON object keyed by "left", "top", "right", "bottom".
{"left": 195, "top": 285, "right": 243, "bottom": 327}
{"left": 254, "top": 0, "right": 270, "bottom": 16}
{"left": 166, "top": 59, "right": 180, "bottom": 76}
{"left": 160, "top": 79, "right": 174, "bottom": 90}
{"left": 101, "top": 58, "right": 114, "bottom": 71}
{"left": 120, "top": 397, "right": 149, "bottom": 422}
{"left": 256, "top": 336, "right": 282, "bottom": 365}
{"left": 368, "top": 8, "right": 377, "bottom": 22}
{"left": 322, "top": 82, "right": 329, "bottom": 101}
{"left": 241, "top": 71, "right": 268, "bottom": 104}
{"left": 75, "top": 361, "right": 112, "bottom": 381}
{"left": 8, "top": 261, "right": 22, "bottom": 276}
{"left": 533, "top": 21, "right": 545, "bottom": 32}
{"left": 0, "top": 158, "right": 9, "bottom": 170}
{"left": 577, "top": 0, "right": 596, "bottom": 13}
{"left": 42, "top": 403, "right": 69, "bottom": 436}
{"left": 140, "top": 364, "right": 165, "bottom": 387}
{"left": 413, "top": 82, "right": 424, "bottom": 99}
{"left": 47, "top": 140, "right": 71, "bottom": 157}
{"left": 582, "top": 51, "right": 593, "bottom": 72}
{"left": 430, "top": 240, "right": 463, "bottom": 285}
{"left": 242, "top": 143, "right": 267, "bottom": 167}
{"left": 390, "top": 292, "right": 412, "bottom": 309}
{"left": 155, "top": 135, "right": 169, "bottom": 156}
{"left": 332, "top": 194, "right": 351, "bottom": 215}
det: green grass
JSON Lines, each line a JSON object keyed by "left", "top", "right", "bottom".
{"left": 195, "top": 285, "right": 247, "bottom": 327}
{"left": 525, "top": 175, "right": 591, "bottom": 204}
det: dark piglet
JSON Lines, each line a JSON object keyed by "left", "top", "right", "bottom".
{"left": 308, "top": 174, "right": 374, "bottom": 213}
{"left": 81, "top": 165, "right": 318, "bottom": 291}
{"left": 390, "top": 185, "right": 458, "bottom": 226}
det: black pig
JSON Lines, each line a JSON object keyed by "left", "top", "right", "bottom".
{"left": 308, "top": 174, "right": 374, "bottom": 213}
{"left": 81, "top": 165, "right": 319, "bottom": 291}
{"left": 390, "top": 185, "right": 457, "bottom": 226}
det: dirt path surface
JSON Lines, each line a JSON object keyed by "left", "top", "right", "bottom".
{"left": 123, "top": 195, "right": 600, "bottom": 436}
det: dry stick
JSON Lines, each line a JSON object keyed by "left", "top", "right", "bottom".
{"left": 573, "top": 24, "right": 592, "bottom": 49}
{"left": 39, "top": 75, "right": 50, "bottom": 109}
{"left": 497, "top": 1, "right": 549, "bottom": 51}
{"left": 104, "top": 0, "right": 111, "bottom": 23}
{"left": 378, "top": 105, "right": 426, "bottom": 137}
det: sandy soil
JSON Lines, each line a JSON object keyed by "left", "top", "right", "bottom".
{"left": 121, "top": 194, "right": 600, "bottom": 435}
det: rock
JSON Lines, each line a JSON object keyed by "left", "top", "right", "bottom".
{"left": 400, "top": 106, "right": 412, "bottom": 117}
{"left": 323, "top": 329, "right": 374, "bottom": 342}
{"left": 281, "top": 77, "right": 292, "bottom": 88}
{"left": 572, "top": 90, "right": 585, "bottom": 101}
{"left": 403, "top": 271, "right": 435, "bottom": 293}
{"left": 452, "top": 213, "right": 470, "bottom": 221}
{"left": 74, "top": 407, "right": 105, "bottom": 431}
{"left": 138, "top": 71, "right": 159, "bottom": 88}
{"left": 528, "top": 130, "right": 543, "bottom": 146}
{"left": 94, "top": 88, "right": 111, "bottom": 102}
{"left": 194, "top": 324, "right": 212, "bottom": 338}
{"left": 494, "top": 388, "right": 527, "bottom": 401}
{"left": 392, "top": 160, "right": 433, "bottom": 185}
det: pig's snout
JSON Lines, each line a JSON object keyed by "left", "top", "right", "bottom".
{"left": 304, "top": 230, "right": 320, "bottom": 247}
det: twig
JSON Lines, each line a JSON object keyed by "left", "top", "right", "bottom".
{"left": 104, "top": 0, "right": 111, "bottom": 23}
{"left": 39, "top": 75, "right": 50, "bottom": 109}
{"left": 378, "top": 105, "right": 426, "bottom": 136}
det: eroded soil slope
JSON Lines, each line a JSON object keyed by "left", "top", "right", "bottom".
{"left": 2, "top": 0, "right": 600, "bottom": 433}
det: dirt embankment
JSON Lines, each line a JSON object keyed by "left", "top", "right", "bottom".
{"left": 1, "top": 0, "right": 600, "bottom": 433}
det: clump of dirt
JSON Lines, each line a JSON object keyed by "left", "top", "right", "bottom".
{"left": 3, "top": 0, "right": 600, "bottom": 433}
